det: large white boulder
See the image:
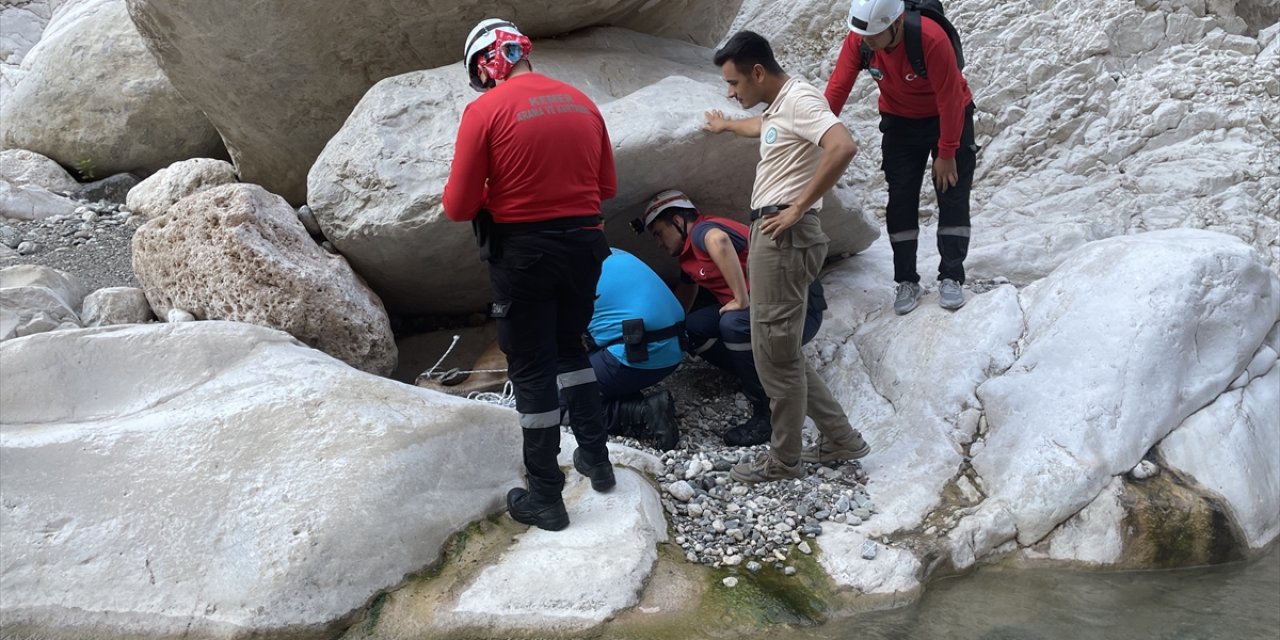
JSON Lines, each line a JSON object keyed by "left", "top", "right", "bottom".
{"left": 124, "top": 0, "right": 725, "bottom": 203}
{"left": 308, "top": 28, "right": 878, "bottom": 314}
{"left": 131, "top": 183, "right": 397, "bottom": 375}
{"left": 125, "top": 158, "right": 239, "bottom": 220}
{"left": 0, "top": 0, "right": 223, "bottom": 177}
{"left": 0, "top": 321, "right": 524, "bottom": 636}
{"left": 811, "top": 228, "right": 1278, "bottom": 591}
{"left": 972, "top": 230, "right": 1278, "bottom": 547}
{"left": 0, "top": 264, "right": 85, "bottom": 339}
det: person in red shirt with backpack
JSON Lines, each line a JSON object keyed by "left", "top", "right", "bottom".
{"left": 826, "top": 0, "right": 978, "bottom": 315}
{"left": 443, "top": 18, "right": 617, "bottom": 532}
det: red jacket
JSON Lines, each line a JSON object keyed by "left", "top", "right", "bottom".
{"left": 443, "top": 72, "right": 617, "bottom": 223}
{"left": 678, "top": 216, "right": 750, "bottom": 306}
{"left": 824, "top": 17, "right": 973, "bottom": 159}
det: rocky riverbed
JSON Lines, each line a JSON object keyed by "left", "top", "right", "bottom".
{"left": 0, "top": 199, "right": 140, "bottom": 292}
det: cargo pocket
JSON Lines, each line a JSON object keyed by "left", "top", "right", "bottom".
{"left": 754, "top": 301, "right": 803, "bottom": 365}
{"left": 787, "top": 216, "right": 829, "bottom": 282}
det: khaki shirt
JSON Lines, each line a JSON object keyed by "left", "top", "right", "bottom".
{"left": 750, "top": 77, "right": 843, "bottom": 211}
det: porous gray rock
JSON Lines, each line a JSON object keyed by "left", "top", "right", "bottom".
{"left": 0, "top": 0, "right": 223, "bottom": 177}
{"left": 126, "top": 158, "right": 238, "bottom": 220}
{"left": 131, "top": 183, "right": 397, "bottom": 375}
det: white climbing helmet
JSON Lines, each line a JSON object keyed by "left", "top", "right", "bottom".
{"left": 463, "top": 18, "right": 530, "bottom": 91}
{"left": 631, "top": 189, "right": 697, "bottom": 234}
{"left": 847, "top": 0, "right": 904, "bottom": 36}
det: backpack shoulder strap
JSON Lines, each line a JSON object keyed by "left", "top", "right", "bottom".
{"left": 903, "top": 10, "right": 928, "bottom": 78}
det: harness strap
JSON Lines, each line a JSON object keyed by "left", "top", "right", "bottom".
{"left": 586, "top": 321, "right": 685, "bottom": 351}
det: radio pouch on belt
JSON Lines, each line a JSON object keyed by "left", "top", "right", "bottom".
{"left": 472, "top": 208, "right": 497, "bottom": 262}
{"left": 621, "top": 318, "right": 649, "bottom": 363}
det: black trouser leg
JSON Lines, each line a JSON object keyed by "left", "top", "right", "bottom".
{"left": 880, "top": 114, "right": 933, "bottom": 285}
{"left": 935, "top": 104, "right": 977, "bottom": 284}
{"left": 491, "top": 227, "right": 607, "bottom": 495}
{"left": 554, "top": 231, "right": 610, "bottom": 465}
{"left": 521, "top": 427, "right": 564, "bottom": 497}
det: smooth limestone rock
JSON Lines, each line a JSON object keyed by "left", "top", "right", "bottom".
{"left": 0, "top": 264, "right": 86, "bottom": 340}
{"left": 0, "top": 181, "right": 78, "bottom": 221}
{"left": 319, "top": 435, "right": 669, "bottom": 638}
{"left": 0, "top": 149, "right": 79, "bottom": 194}
{"left": 126, "top": 158, "right": 239, "bottom": 220}
{"left": 438, "top": 467, "right": 666, "bottom": 634}
{"left": 0, "top": 1, "right": 59, "bottom": 66}
{"left": 0, "top": 0, "right": 223, "bottom": 177}
{"left": 80, "top": 286, "right": 154, "bottom": 326}
{"left": 0, "top": 321, "right": 524, "bottom": 638}
{"left": 123, "top": 0, "right": 736, "bottom": 203}
{"left": 816, "top": 242, "right": 1023, "bottom": 538}
{"left": 1159, "top": 365, "right": 1280, "bottom": 549}
{"left": 816, "top": 529, "right": 922, "bottom": 597}
{"left": 131, "top": 183, "right": 397, "bottom": 375}
{"left": 972, "top": 230, "right": 1279, "bottom": 547}
{"left": 1042, "top": 477, "right": 1127, "bottom": 565}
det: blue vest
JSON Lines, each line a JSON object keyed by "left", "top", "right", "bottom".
{"left": 589, "top": 249, "right": 684, "bottom": 369}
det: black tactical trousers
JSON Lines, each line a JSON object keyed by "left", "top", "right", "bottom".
{"left": 880, "top": 102, "right": 977, "bottom": 284}
{"left": 489, "top": 219, "right": 610, "bottom": 498}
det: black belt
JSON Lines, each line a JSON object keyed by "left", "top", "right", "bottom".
{"left": 495, "top": 215, "right": 602, "bottom": 235}
{"left": 749, "top": 204, "right": 818, "bottom": 221}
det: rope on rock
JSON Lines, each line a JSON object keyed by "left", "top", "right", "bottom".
{"left": 417, "top": 334, "right": 509, "bottom": 387}
{"left": 467, "top": 379, "right": 517, "bottom": 408}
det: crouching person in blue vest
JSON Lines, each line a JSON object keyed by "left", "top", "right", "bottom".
{"left": 568, "top": 248, "right": 683, "bottom": 450}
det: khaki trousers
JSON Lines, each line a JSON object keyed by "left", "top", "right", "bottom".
{"left": 748, "top": 214, "right": 853, "bottom": 465}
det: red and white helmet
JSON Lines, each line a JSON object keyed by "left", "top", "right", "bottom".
{"left": 463, "top": 18, "right": 533, "bottom": 92}
{"left": 847, "top": 0, "right": 904, "bottom": 36}
{"left": 637, "top": 189, "right": 697, "bottom": 231}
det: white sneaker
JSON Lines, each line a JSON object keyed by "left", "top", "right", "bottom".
{"left": 893, "top": 282, "right": 923, "bottom": 315}
{"left": 939, "top": 279, "right": 966, "bottom": 310}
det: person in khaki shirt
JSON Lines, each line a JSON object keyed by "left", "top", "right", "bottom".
{"left": 704, "top": 30, "right": 872, "bottom": 483}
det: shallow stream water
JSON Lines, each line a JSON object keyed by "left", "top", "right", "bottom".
{"left": 753, "top": 543, "right": 1280, "bottom": 640}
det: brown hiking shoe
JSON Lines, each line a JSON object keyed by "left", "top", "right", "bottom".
{"left": 729, "top": 452, "right": 804, "bottom": 484}
{"left": 801, "top": 431, "right": 871, "bottom": 463}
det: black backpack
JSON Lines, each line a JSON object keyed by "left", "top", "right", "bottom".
{"left": 860, "top": 0, "right": 965, "bottom": 79}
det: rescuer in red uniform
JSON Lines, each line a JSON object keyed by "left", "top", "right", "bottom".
{"left": 443, "top": 18, "right": 618, "bottom": 531}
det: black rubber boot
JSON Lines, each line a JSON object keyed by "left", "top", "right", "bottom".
{"left": 618, "top": 389, "right": 681, "bottom": 451}
{"left": 723, "top": 405, "right": 771, "bottom": 447}
{"left": 573, "top": 447, "right": 616, "bottom": 492}
{"left": 506, "top": 484, "right": 569, "bottom": 531}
